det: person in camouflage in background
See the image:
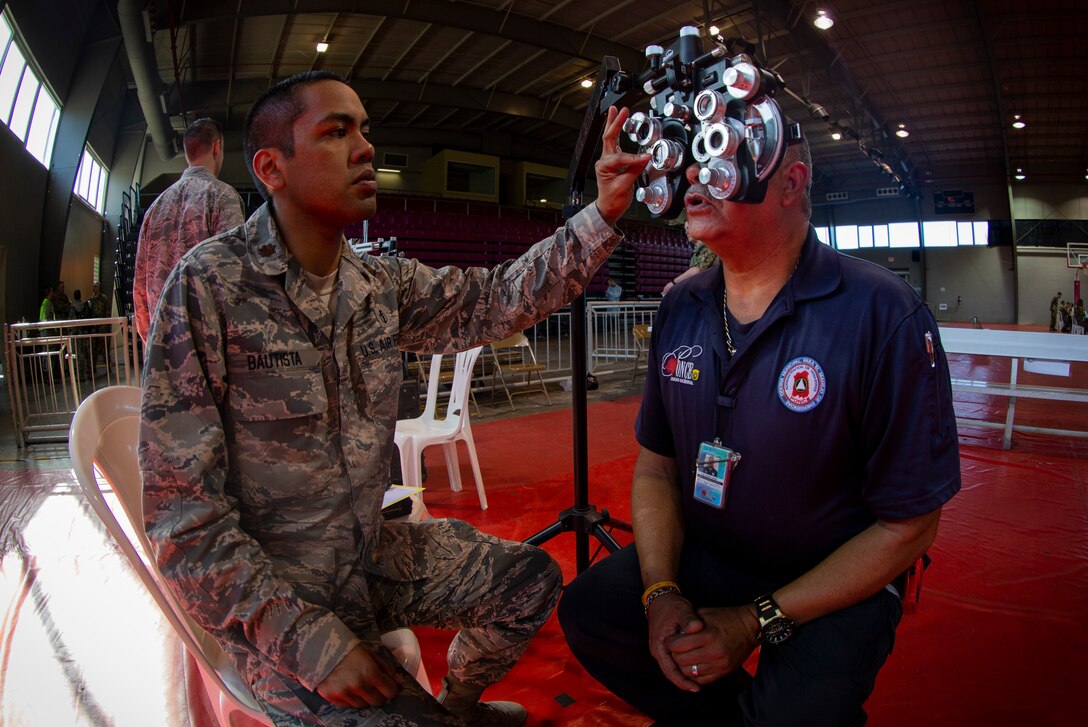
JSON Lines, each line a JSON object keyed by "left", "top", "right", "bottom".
{"left": 139, "top": 70, "right": 650, "bottom": 726}
{"left": 133, "top": 116, "right": 244, "bottom": 342}
{"left": 86, "top": 281, "right": 110, "bottom": 318}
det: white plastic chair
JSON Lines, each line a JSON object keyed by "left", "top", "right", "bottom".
{"left": 394, "top": 347, "right": 487, "bottom": 509}
{"left": 70, "top": 386, "right": 430, "bottom": 727}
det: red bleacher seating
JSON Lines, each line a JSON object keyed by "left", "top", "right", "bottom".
{"left": 343, "top": 194, "right": 693, "bottom": 297}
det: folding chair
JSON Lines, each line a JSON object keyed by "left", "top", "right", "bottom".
{"left": 631, "top": 323, "right": 652, "bottom": 382}
{"left": 488, "top": 332, "right": 551, "bottom": 411}
{"left": 70, "top": 387, "right": 430, "bottom": 727}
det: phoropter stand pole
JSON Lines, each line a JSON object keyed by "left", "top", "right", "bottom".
{"left": 524, "top": 58, "right": 639, "bottom": 574}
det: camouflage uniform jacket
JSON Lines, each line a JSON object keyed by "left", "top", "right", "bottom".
{"left": 140, "top": 201, "right": 619, "bottom": 694}
{"left": 689, "top": 241, "right": 719, "bottom": 270}
{"left": 133, "top": 165, "right": 244, "bottom": 341}
{"left": 87, "top": 291, "right": 110, "bottom": 319}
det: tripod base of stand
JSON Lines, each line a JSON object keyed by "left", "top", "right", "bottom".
{"left": 525, "top": 505, "right": 632, "bottom": 572}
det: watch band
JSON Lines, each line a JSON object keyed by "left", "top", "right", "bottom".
{"left": 753, "top": 593, "right": 796, "bottom": 644}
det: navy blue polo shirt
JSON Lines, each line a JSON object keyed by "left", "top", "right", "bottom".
{"left": 635, "top": 228, "right": 960, "bottom": 582}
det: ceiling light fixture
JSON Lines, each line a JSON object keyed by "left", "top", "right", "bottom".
{"left": 895, "top": 123, "right": 909, "bottom": 138}
{"left": 580, "top": 78, "right": 594, "bottom": 89}
{"left": 813, "top": 10, "right": 834, "bottom": 30}
{"left": 1011, "top": 114, "right": 1026, "bottom": 129}
{"left": 709, "top": 25, "right": 720, "bottom": 36}
{"left": 831, "top": 131, "right": 842, "bottom": 141}
{"left": 539, "top": 198, "right": 548, "bottom": 203}
{"left": 1014, "top": 167, "right": 1026, "bottom": 181}
{"left": 376, "top": 167, "right": 402, "bottom": 174}
{"left": 316, "top": 40, "right": 329, "bottom": 53}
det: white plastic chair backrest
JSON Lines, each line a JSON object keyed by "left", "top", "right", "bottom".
{"left": 69, "top": 386, "right": 269, "bottom": 720}
{"left": 420, "top": 354, "right": 443, "bottom": 421}
{"left": 446, "top": 346, "right": 483, "bottom": 425}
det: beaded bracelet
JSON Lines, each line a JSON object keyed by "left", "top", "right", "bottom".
{"left": 641, "top": 580, "right": 680, "bottom": 606}
{"left": 643, "top": 584, "right": 682, "bottom": 616}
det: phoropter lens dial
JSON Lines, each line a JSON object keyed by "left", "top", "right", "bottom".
{"left": 703, "top": 122, "right": 741, "bottom": 159}
{"left": 694, "top": 89, "right": 727, "bottom": 123}
{"left": 723, "top": 61, "right": 761, "bottom": 101}
{"left": 699, "top": 158, "right": 741, "bottom": 200}
{"left": 649, "top": 138, "right": 686, "bottom": 171}
{"left": 623, "top": 112, "right": 663, "bottom": 147}
{"left": 635, "top": 177, "right": 673, "bottom": 215}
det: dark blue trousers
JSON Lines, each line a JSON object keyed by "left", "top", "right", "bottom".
{"left": 559, "top": 543, "right": 902, "bottom": 726}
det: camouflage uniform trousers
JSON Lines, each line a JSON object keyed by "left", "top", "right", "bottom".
{"left": 258, "top": 519, "right": 563, "bottom": 726}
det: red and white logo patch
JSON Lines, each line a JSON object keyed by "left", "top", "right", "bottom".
{"left": 777, "top": 356, "right": 826, "bottom": 413}
{"left": 660, "top": 345, "right": 703, "bottom": 386}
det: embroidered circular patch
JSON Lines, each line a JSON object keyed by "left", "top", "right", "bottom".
{"left": 777, "top": 356, "right": 826, "bottom": 413}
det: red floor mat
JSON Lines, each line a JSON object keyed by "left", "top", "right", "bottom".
{"left": 421, "top": 381, "right": 1088, "bottom": 725}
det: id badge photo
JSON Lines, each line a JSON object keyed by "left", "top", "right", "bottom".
{"left": 693, "top": 439, "right": 741, "bottom": 509}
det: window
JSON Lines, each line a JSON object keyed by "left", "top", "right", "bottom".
{"left": 0, "top": 11, "right": 60, "bottom": 167}
{"left": 835, "top": 225, "right": 859, "bottom": 250}
{"left": 973, "top": 221, "right": 988, "bottom": 246}
{"left": 888, "top": 222, "right": 920, "bottom": 248}
{"left": 74, "top": 147, "right": 108, "bottom": 214}
{"left": 840, "top": 221, "right": 992, "bottom": 250}
{"left": 956, "top": 221, "right": 975, "bottom": 246}
{"left": 858, "top": 225, "right": 874, "bottom": 248}
{"left": 922, "top": 221, "right": 958, "bottom": 248}
{"left": 873, "top": 225, "right": 889, "bottom": 247}
{"left": 814, "top": 226, "right": 830, "bottom": 244}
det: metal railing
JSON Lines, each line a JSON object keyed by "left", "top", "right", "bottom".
{"left": 3, "top": 317, "right": 140, "bottom": 446}
{"left": 586, "top": 301, "right": 659, "bottom": 373}
{"left": 505, "top": 301, "right": 660, "bottom": 387}
{"left": 1, "top": 301, "right": 661, "bottom": 445}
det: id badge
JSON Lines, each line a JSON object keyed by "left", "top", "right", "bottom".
{"left": 693, "top": 439, "right": 741, "bottom": 509}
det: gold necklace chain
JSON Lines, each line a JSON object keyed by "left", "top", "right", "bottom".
{"left": 722, "top": 251, "right": 803, "bottom": 358}
{"left": 722, "top": 287, "right": 736, "bottom": 356}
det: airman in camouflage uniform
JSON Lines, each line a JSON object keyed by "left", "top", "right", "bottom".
{"left": 139, "top": 71, "right": 650, "bottom": 726}
{"left": 87, "top": 282, "right": 111, "bottom": 319}
{"left": 133, "top": 117, "right": 244, "bottom": 342}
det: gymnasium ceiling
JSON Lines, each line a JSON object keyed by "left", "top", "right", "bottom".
{"left": 139, "top": 0, "right": 1086, "bottom": 195}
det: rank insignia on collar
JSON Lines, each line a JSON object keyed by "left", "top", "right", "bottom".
{"left": 258, "top": 243, "right": 277, "bottom": 258}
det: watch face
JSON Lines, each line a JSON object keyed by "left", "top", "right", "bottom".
{"left": 760, "top": 617, "right": 795, "bottom": 645}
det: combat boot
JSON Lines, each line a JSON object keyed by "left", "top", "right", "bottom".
{"left": 437, "top": 677, "right": 527, "bottom": 727}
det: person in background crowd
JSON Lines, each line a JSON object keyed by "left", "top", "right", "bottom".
{"left": 70, "top": 289, "right": 87, "bottom": 318}
{"left": 133, "top": 117, "right": 244, "bottom": 342}
{"left": 1059, "top": 300, "right": 1074, "bottom": 333}
{"left": 67, "top": 289, "right": 92, "bottom": 378}
{"left": 38, "top": 286, "right": 53, "bottom": 322}
{"left": 51, "top": 280, "right": 72, "bottom": 319}
{"left": 1050, "top": 291, "right": 1062, "bottom": 331}
{"left": 140, "top": 70, "right": 650, "bottom": 726}
{"left": 87, "top": 281, "right": 111, "bottom": 319}
{"left": 83, "top": 281, "right": 113, "bottom": 377}
{"left": 662, "top": 238, "right": 720, "bottom": 296}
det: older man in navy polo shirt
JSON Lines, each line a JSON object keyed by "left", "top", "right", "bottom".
{"left": 559, "top": 138, "right": 960, "bottom": 725}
